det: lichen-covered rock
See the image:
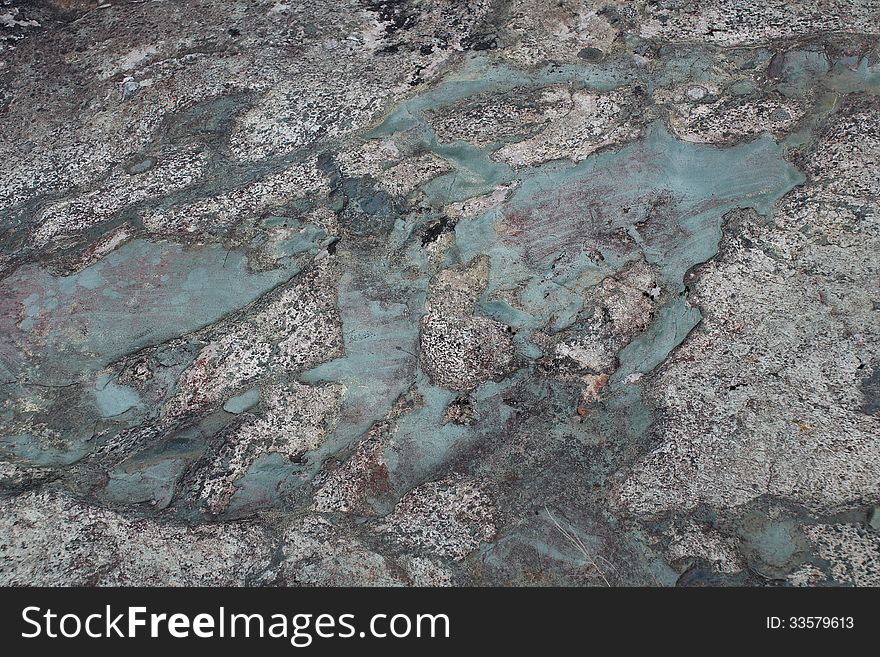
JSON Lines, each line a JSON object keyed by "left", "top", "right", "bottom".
{"left": 419, "top": 257, "right": 516, "bottom": 391}
{"left": 0, "top": 491, "right": 276, "bottom": 586}
{"left": 804, "top": 524, "right": 880, "bottom": 586}
{"left": 616, "top": 104, "right": 880, "bottom": 516}
{"left": 376, "top": 475, "right": 498, "bottom": 561}
{"left": 197, "top": 382, "right": 344, "bottom": 515}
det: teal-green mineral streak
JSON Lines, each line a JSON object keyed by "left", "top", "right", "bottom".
{"left": 381, "top": 371, "right": 520, "bottom": 505}
{"left": 780, "top": 48, "right": 880, "bottom": 151}
{"left": 257, "top": 215, "right": 333, "bottom": 260}
{"left": 298, "top": 249, "right": 426, "bottom": 470}
{"left": 456, "top": 123, "right": 802, "bottom": 368}
{"left": 103, "top": 406, "right": 234, "bottom": 511}
{"left": 612, "top": 296, "right": 703, "bottom": 383}
{"left": 226, "top": 452, "right": 305, "bottom": 516}
{"left": 104, "top": 458, "right": 184, "bottom": 510}
{"left": 514, "top": 123, "right": 799, "bottom": 282}
{"left": 222, "top": 387, "right": 261, "bottom": 414}
{"left": 0, "top": 238, "right": 307, "bottom": 469}
{"left": 1, "top": 431, "right": 93, "bottom": 467}
{"left": 94, "top": 373, "right": 143, "bottom": 418}
{"left": 2, "top": 238, "right": 304, "bottom": 381}
{"left": 778, "top": 47, "right": 880, "bottom": 96}
{"left": 365, "top": 54, "right": 638, "bottom": 206}
{"left": 368, "top": 54, "right": 632, "bottom": 139}
{"left": 611, "top": 127, "right": 801, "bottom": 382}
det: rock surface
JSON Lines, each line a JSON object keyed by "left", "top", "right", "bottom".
{"left": 1, "top": 0, "right": 878, "bottom": 586}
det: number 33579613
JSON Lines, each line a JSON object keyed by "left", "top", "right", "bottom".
{"left": 767, "top": 617, "right": 854, "bottom": 629}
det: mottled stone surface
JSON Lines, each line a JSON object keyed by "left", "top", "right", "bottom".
{"left": 1, "top": 0, "right": 878, "bottom": 586}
